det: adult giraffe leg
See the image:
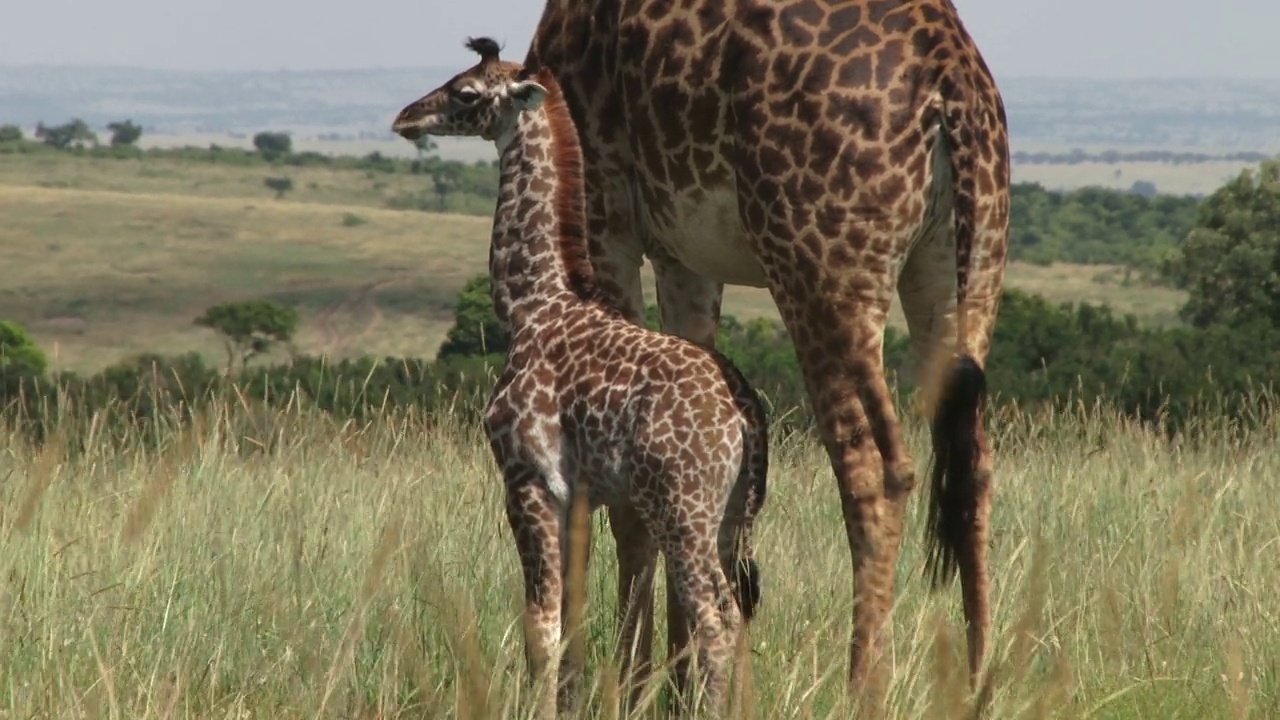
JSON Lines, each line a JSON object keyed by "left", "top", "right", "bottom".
{"left": 910, "top": 281, "right": 998, "bottom": 684}
{"left": 608, "top": 505, "right": 659, "bottom": 712}
{"left": 652, "top": 254, "right": 725, "bottom": 348}
{"left": 921, "top": 277, "right": 1003, "bottom": 684}
{"left": 585, "top": 186, "right": 647, "bottom": 324}
{"left": 764, "top": 261, "right": 916, "bottom": 707}
{"left": 559, "top": 482, "right": 593, "bottom": 713}
{"left": 729, "top": 90, "right": 924, "bottom": 697}
{"left": 899, "top": 229, "right": 986, "bottom": 679}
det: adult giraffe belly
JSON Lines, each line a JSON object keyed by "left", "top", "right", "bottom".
{"left": 647, "top": 186, "right": 770, "bottom": 288}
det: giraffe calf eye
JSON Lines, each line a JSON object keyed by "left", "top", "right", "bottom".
{"left": 453, "top": 87, "right": 482, "bottom": 104}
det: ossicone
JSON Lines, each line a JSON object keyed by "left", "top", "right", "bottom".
{"left": 465, "top": 36, "right": 503, "bottom": 63}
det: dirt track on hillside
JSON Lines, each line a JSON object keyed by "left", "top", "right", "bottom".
{"left": 313, "top": 278, "right": 400, "bottom": 356}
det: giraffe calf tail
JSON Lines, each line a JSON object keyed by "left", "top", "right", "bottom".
{"left": 727, "top": 478, "right": 765, "bottom": 621}
{"left": 733, "top": 556, "right": 762, "bottom": 621}
{"left": 923, "top": 354, "right": 986, "bottom": 588}
{"left": 711, "top": 350, "right": 770, "bottom": 621}
{"left": 733, "top": 391, "right": 769, "bottom": 621}
{"left": 731, "top": 457, "right": 764, "bottom": 622}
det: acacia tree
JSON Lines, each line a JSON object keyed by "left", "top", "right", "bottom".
{"left": 0, "top": 320, "right": 49, "bottom": 396}
{"left": 107, "top": 120, "right": 143, "bottom": 147}
{"left": 263, "top": 176, "right": 294, "bottom": 199}
{"left": 35, "top": 119, "right": 97, "bottom": 149}
{"left": 1162, "top": 160, "right": 1280, "bottom": 329}
{"left": 194, "top": 300, "right": 300, "bottom": 373}
{"left": 437, "top": 275, "right": 507, "bottom": 359}
{"left": 253, "top": 131, "right": 292, "bottom": 161}
{"left": 414, "top": 136, "right": 437, "bottom": 158}
{"left": 431, "top": 167, "right": 458, "bottom": 211}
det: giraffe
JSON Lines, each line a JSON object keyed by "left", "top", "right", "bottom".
{"left": 514, "top": 0, "right": 1013, "bottom": 702}
{"left": 391, "top": 38, "right": 771, "bottom": 717}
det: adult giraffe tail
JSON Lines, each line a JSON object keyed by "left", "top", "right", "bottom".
{"left": 922, "top": 83, "right": 996, "bottom": 589}
{"left": 923, "top": 354, "right": 986, "bottom": 587}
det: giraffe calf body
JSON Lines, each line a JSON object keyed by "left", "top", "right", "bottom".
{"left": 486, "top": 289, "right": 769, "bottom": 716}
{"left": 392, "top": 38, "right": 769, "bottom": 718}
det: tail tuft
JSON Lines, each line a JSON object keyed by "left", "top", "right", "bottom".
{"left": 924, "top": 354, "right": 987, "bottom": 588}
{"left": 733, "top": 557, "right": 762, "bottom": 620}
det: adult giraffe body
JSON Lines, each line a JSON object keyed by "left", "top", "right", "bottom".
{"left": 524, "top": 0, "right": 1011, "bottom": 695}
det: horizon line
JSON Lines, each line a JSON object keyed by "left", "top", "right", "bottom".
{"left": 1, "top": 61, "right": 1279, "bottom": 83}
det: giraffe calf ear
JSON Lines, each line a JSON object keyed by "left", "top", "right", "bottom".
{"left": 508, "top": 80, "right": 548, "bottom": 111}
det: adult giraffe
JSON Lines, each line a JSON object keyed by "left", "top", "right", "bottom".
{"left": 521, "top": 0, "right": 1010, "bottom": 699}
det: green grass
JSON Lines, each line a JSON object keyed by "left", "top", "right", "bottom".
{"left": 1, "top": 398, "right": 1277, "bottom": 718}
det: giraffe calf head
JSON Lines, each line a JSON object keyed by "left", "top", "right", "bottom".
{"left": 391, "top": 36, "right": 547, "bottom": 146}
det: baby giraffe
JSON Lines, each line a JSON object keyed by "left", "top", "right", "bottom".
{"left": 392, "top": 38, "right": 769, "bottom": 717}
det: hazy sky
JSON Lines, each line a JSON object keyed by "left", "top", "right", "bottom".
{"left": 2, "top": 0, "right": 1278, "bottom": 79}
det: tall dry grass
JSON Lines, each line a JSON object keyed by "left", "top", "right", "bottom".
{"left": 1, "top": 394, "right": 1277, "bottom": 718}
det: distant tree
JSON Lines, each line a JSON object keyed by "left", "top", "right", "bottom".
{"left": 414, "top": 136, "right": 437, "bottom": 158}
{"left": 0, "top": 320, "right": 48, "bottom": 396}
{"left": 431, "top": 165, "right": 462, "bottom": 211}
{"left": 252, "top": 131, "right": 293, "bottom": 160}
{"left": 106, "top": 119, "right": 143, "bottom": 147}
{"left": 1128, "top": 180, "right": 1158, "bottom": 198}
{"left": 1161, "top": 160, "right": 1280, "bottom": 329}
{"left": 642, "top": 303, "right": 661, "bottom": 331}
{"left": 194, "top": 300, "right": 300, "bottom": 372}
{"left": 0, "top": 124, "right": 23, "bottom": 143}
{"left": 362, "top": 150, "right": 397, "bottom": 173}
{"left": 437, "top": 275, "right": 508, "bottom": 360}
{"left": 34, "top": 118, "right": 98, "bottom": 149}
{"left": 1007, "top": 181, "right": 1200, "bottom": 269}
{"left": 263, "top": 176, "right": 294, "bottom": 199}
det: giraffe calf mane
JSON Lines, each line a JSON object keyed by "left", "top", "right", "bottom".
{"left": 536, "top": 68, "right": 606, "bottom": 306}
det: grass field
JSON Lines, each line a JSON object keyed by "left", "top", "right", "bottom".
{"left": 1, "top": 397, "right": 1277, "bottom": 718}
{"left": 1012, "top": 160, "right": 1257, "bottom": 197}
{"left": 0, "top": 151, "right": 1188, "bottom": 375}
{"left": 2, "top": 142, "right": 1274, "bottom": 718}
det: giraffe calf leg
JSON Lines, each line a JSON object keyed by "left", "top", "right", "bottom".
{"left": 643, "top": 502, "right": 745, "bottom": 719}
{"left": 503, "top": 474, "right": 565, "bottom": 720}
{"left": 671, "top": 555, "right": 743, "bottom": 718}
{"left": 609, "top": 504, "right": 660, "bottom": 713}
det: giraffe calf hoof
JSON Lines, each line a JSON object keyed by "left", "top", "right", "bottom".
{"left": 734, "top": 558, "right": 762, "bottom": 620}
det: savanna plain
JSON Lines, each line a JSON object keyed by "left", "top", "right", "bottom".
{"left": 1, "top": 148, "right": 1277, "bottom": 718}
